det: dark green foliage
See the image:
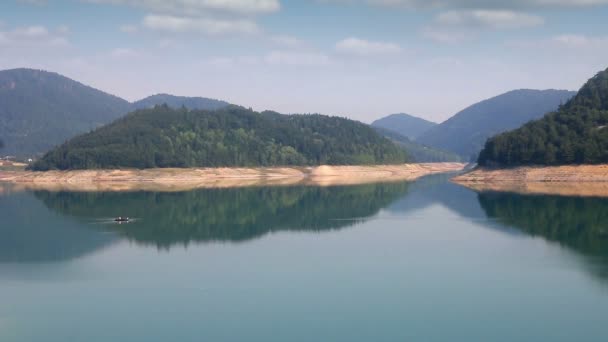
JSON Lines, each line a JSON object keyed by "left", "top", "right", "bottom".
{"left": 478, "top": 192, "right": 608, "bottom": 276}
{"left": 417, "top": 89, "right": 576, "bottom": 160}
{"left": 0, "top": 69, "right": 236, "bottom": 158}
{"left": 371, "top": 113, "right": 436, "bottom": 140}
{"left": 478, "top": 68, "right": 608, "bottom": 166}
{"left": 132, "top": 93, "right": 230, "bottom": 111}
{"left": 31, "top": 105, "right": 408, "bottom": 170}
{"left": 0, "top": 68, "right": 132, "bottom": 157}
{"left": 34, "top": 182, "right": 411, "bottom": 247}
{"left": 373, "top": 127, "right": 461, "bottom": 162}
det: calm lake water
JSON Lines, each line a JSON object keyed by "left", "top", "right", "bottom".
{"left": 1, "top": 175, "right": 608, "bottom": 341}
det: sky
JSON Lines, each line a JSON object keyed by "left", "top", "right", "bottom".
{"left": 1, "top": 0, "right": 608, "bottom": 123}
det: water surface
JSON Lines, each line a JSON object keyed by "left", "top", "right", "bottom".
{"left": 1, "top": 176, "right": 608, "bottom": 341}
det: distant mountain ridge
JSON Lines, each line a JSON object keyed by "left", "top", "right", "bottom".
{"left": 417, "top": 89, "right": 576, "bottom": 160}
{"left": 132, "top": 94, "right": 230, "bottom": 111}
{"left": 372, "top": 126, "right": 461, "bottom": 162}
{"left": 371, "top": 113, "right": 436, "bottom": 140}
{"left": 0, "top": 68, "right": 131, "bottom": 157}
{"left": 0, "top": 68, "right": 579, "bottom": 165}
{"left": 478, "top": 67, "right": 608, "bottom": 166}
{"left": 0, "top": 69, "right": 233, "bottom": 157}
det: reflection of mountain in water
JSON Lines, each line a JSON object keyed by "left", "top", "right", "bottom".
{"left": 478, "top": 192, "right": 608, "bottom": 280}
{"left": 0, "top": 190, "right": 117, "bottom": 263}
{"left": 35, "top": 182, "right": 411, "bottom": 248}
{"left": 388, "top": 173, "right": 487, "bottom": 219}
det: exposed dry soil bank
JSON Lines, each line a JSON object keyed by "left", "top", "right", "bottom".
{"left": 453, "top": 164, "right": 608, "bottom": 197}
{"left": 0, "top": 163, "right": 465, "bottom": 192}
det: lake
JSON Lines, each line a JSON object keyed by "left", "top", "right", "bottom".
{"left": 1, "top": 174, "right": 608, "bottom": 341}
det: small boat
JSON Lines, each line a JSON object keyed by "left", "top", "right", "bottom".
{"left": 114, "top": 217, "right": 130, "bottom": 222}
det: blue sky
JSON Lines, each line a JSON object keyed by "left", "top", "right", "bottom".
{"left": 1, "top": 0, "right": 608, "bottom": 122}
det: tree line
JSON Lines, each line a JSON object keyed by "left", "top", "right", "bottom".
{"left": 478, "top": 67, "right": 608, "bottom": 166}
{"left": 31, "top": 105, "right": 409, "bottom": 170}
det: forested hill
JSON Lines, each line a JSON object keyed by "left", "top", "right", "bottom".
{"left": 132, "top": 94, "right": 230, "bottom": 111}
{"left": 371, "top": 113, "right": 436, "bottom": 140}
{"left": 478, "top": 67, "right": 608, "bottom": 166}
{"left": 0, "top": 68, "right": 131, "bottom": 157}
{"left": 31, "top": 105, "right": 408, "bottom": 170}
{"left": 373, "top": 127, "right": 461, "bottom": 162}
{"left": 416, "top": 89, "right": 576, "bottom": 160}
{"left": 0, "top": 69, "right": 234, "bottom": 158}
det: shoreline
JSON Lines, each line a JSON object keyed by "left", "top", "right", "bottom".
{"left": 452, "top": 164, "right": 608, "bottom": 197}
{"left": 0, "top": 163, "right": 465, "bottom": 192}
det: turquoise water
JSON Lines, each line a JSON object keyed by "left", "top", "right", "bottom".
{"left": 1, "top": 176, "right": 608, "bottom": 341}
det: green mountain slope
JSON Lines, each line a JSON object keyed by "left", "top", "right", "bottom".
{"left": 417, "top": 89, "right": 576, "bottom": 160}
{"left": 132, "top": 94, "right": 230, "bottom": 111}
{"left": 478, "top": 67, "right": 608, "bottom": 166}
{"left": 0, "top": 68, "right": 132, "bottom": 157}
{"left": 371, "top": 113, "right": 436, "bottom": 140}
{"left": 31, "top": 105, "right": 408, "bottom": 170}
{"left": 373, "top": 127, "right": 461, "bottom": 162}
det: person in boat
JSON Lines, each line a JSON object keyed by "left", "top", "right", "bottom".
{"left": 114, "top": 216, "right": 129, "bottom": 222}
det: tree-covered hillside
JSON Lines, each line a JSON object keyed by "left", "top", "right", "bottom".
{"left": 373, "top": 127, "right": 461, "bottom": 162}
{"left": 0, "top": 69, "right": 237, "bottom": 158}
{"left": 0, "top": 68, "right": 132, "bottom": 157}
{"left": 132, "top": 94, "right": 230, "bottom": 111}
{"left": 478, "top": 67, "right": 608, "bottom": 166}
{"left": 371, "top": 113, "right": 436, "bottom": 140}
{"left": 417, "top": 89, "right": 576, "bottom": 160}
{"left": 31, "top": 105, "right": 408, "bottom": 170}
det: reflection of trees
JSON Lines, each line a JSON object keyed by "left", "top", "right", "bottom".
{"left": 478, "top": 192, "right": 608, "bottom": 280}
{"left": 35, "top": 182, "right": 411, "bottom": 248}
{"left": 0, "top": 190, "right": 116, "bottom": 263}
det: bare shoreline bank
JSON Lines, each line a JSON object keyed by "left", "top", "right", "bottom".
{"left": 452, "top": 164, "right": 608, "bottom": 197}
{"left": 0, "top": 163, "right": 465, "bottom": 192}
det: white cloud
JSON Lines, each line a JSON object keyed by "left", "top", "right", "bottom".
{"left": 56, "top": 25, "right": 71, "bottom": 34}
{"left": 90, "top": 1, "right": 279, "bottom": 38}
{"left": 271, "top": 35, "right": 305, "bottom": 48}
{"left": 110, "top": 47, "right": 139, "bottom": 58}
{"left": 87, "top": 0, "right": 281, "bottom": 15}
{"left": 17, "top": 0, "right": 47, "bottom": 4}
{"left": 203, "top": 51, "right": 330, "bottom": 67}
{"left": 421, "top": 10, "right": 543, "bottom": 44}
{"left": 551, "top": 34, "right": 608, "bottom": 47}
{"left": 335, "top": 37, "right": 402, "bottom": 56}
{"left": 421, "top": 28, "right": 472, "bottom": 44}
{"left": 507, "top": 34, "right": 608, "bottom": 49}
{"left": 264, "top": 50, "right": 331, "bottom": 66}
{"left": 366, "top": 0, "right": 608, "bottom": 9}
{"left": 142, "top": 14, "right": 260, "bottom": 35}
{"left": 434, "top": 10, "right": 544, "bottom": 29}
{"left": 0, "top": 25, "right": 69, "bottom": 47}
{"left": 205, "top": 55, "right": 261, "bottom": 67}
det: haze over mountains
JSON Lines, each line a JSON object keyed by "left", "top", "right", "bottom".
{"left": 372, "top": 127, "right": 461, "bottom": 162}
{"left": 0, "top": 69, "right": 131, "bottom": 157}
{"left": 416, "top": 89, "right": 576, "bottom": 160}
{"left": 0, "top": 69, "right": 231, "bottom": 157}
{"left": 0, "top": 67, "right": 586, "bottom": 168}
{"left": 478, "top": 67, "right": 608, "bottom": 166}
{"left": 371, "top": 113, "right": 436, "bottom": 140}
{"left": 132, "top": 94, "right": 230, "bottom": 112}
